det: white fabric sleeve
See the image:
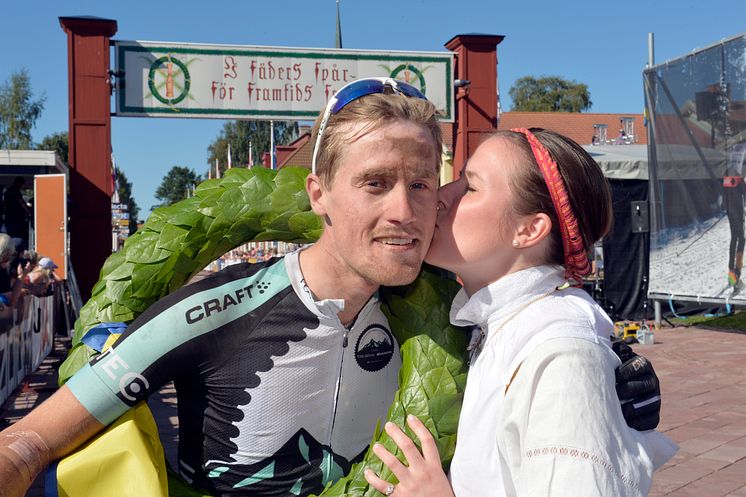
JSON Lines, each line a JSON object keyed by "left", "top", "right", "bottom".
{"left": 499, "top": 337, "right": 671, "bottom": 497}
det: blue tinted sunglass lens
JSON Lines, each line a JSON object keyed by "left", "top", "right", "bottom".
{"left": 330, "top": 80, "right": 385, "bottom": 114}
{"left": 394, "top": 81, "right": 426, "bottom": 99}
{"left": 327, "top": 78, "right": 426, "bottom": 116}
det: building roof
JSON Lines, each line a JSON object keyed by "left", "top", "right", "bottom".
{"left": 278, "top": 131, "right": 313, "bottom": 169}
{"left": 439, "top": 122, "right": 454, "bottom": 148}
{"left": 497, "top": 112, "right": 648, "bottom": 145}
{"left": 276, "top": 132, "right": 312, "bottom": 169}
{"left": 0, "top": 150, "right": 68, "bottom": 186}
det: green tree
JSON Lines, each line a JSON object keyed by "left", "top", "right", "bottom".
{"left": 0, "top": 68, "right": 46, "bottom": 149}
{"left": 114, "top": 166, "right": 140, "bottom": 235}
{"left": 37, "top": 131, "right": 69, "bottom": 165}
{"left": 153, "top": 166, "right": 201, "bottom": 209}
{"left": 509, "top": 76, "right": 592, "bottom": 112}
{"left": 207, "top": 120, "right": 299, "bottom": 176}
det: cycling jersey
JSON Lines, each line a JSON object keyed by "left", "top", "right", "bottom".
{"left": 67, "top": 250, "right": 401, "bottom": 496}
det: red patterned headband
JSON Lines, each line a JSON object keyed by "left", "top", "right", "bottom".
{"left": 510, "top": 128, "right": 591, "bottom": 283}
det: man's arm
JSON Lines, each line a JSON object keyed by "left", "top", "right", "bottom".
{"left": 0, "top": 386, "right": 104, "bottom": 497}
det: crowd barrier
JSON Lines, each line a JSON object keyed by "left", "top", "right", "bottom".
{"left": 0, "top": 292, "right": 56, "bottom": 406}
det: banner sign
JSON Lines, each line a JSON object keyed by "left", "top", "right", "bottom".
{"left": 114, "top": 41, "right": 454, "bottom": 121}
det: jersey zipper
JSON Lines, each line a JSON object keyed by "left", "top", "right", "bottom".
{"left": 328, "top": 326, "right": 350, "bottom": 449}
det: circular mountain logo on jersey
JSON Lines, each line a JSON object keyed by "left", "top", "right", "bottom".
{"left": 355, "top": 324, "right": 395, "bottom": 372}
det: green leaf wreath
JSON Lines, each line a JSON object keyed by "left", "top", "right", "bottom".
{"left": 60, "top": 167, "right": 469, "bottom": 497}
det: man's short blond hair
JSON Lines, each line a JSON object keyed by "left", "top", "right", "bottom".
{"left": 310, "top": 93, "right": 443, "bottom": 188}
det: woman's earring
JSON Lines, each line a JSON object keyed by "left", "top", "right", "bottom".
{"left": 436, "top": 201, "right": 446, "bottom": 212}
{"left": 512, "top": 240, "right": 520, "bottom": 248}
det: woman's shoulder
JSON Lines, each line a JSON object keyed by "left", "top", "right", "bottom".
{"left": 505, "top": 291, "right": 612, "bottom": 351}
{"left": 522, "top": 335, "right": 616, "bottom": 370}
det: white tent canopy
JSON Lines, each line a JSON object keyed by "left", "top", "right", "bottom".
{"left": 583, "top": 144, "right": 727, "bottom": 181}
{"left": 583, "top": 145, "right": 648, "bottom": 180}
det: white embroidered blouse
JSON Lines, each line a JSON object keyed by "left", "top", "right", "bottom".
{"left": 447, "top": 265, "right": 676, "bottom": 497}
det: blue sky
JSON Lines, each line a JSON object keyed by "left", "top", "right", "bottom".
{"left": 2, "top": 0, "right": 745, "bottom": 218}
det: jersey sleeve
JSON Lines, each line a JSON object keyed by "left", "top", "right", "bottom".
{"left": 65, "top": 283, "right": 206, "bottom": 425}
{"left": 66, "top": 259, "right": 289, "bottom": 425}
{"left": 500, "top": 338, "right": 660, "bottom": 497}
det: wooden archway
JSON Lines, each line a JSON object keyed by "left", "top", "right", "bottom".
{"left": 59, "top": 16, "right": 502, "bottom": 298}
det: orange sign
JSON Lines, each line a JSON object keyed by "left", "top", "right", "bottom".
{"left": 34, "top": 174, "right": 67, "bottom": 280}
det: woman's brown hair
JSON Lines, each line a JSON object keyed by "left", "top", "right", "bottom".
{"left": 498, "top": 128, "right": 612, "bottom": 267}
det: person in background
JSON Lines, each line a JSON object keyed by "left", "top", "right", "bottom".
{"left": 725, "top": 144, "right": 745, "bottom": 291}
{"left": 20, "top": 267, "right": 55, "bottom": 298}
{"left": 0, "top": 234, "right": 16, "bottom": 317}
{"left": 8, "top": 248, "right": 36, "bottom": 284}
{"left": 0, "top": 185, "right": 5, "bottom": 230}
{"left": 3, "top": 177, "right": 30, "bottom": 248}
{"left": 21, "top": 249, "right": 38, "bottom": 269}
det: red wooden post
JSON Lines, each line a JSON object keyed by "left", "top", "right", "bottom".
{"left": 444, "top": 34, "right": 504, "bottom": 182}
{"left": 59, "top": 16, "right": 118, "bottom": 300}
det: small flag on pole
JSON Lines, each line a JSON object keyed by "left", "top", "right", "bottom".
{"left": 111, "top": 154, "right": 120, "bottom": 202}
{"left": 270, "top": 120, "right": 276, "bottom": 170}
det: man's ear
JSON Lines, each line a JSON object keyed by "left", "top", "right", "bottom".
{"left": 514, "top": 213, "right": 552, "bottom": 248}
{"left": 306, "top": 173, "right": 327, "bottom": 217}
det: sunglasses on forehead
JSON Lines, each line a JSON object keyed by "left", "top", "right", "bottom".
{"left": 310, "top": 77, "right": 428, "bottom": 175}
